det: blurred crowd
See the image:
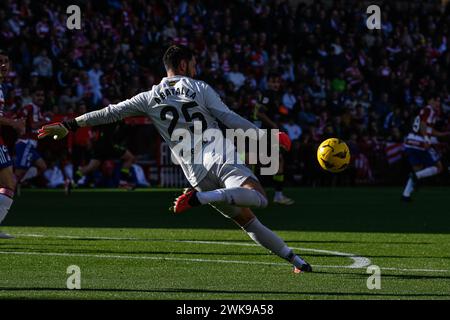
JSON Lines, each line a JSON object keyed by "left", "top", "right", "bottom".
{"left": 1, "top": 0, "right": 450, "bottom": 187}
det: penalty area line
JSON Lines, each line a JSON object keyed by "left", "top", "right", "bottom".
{"left": 11, "top": 233, "right": 450, "bottom": 273}
{"left": 0, "top": 250, "right": 448, "bottom": 273}
{"left": 13, "top": 233, "right": 370, "bottom": 269}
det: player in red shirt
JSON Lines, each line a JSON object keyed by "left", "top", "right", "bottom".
{"left": 14, "top": 87, "right": 48, "bottom": 192}
{"left": 0, "top": 49, "right": 25, "bottom": 238}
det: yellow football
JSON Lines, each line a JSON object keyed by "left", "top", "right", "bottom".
{"left": 317, "top": 138, "right": 351, "bottom": 173}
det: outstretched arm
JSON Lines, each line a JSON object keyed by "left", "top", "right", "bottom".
{"left": 38, "top": 92, "right": 149, "bottom": 140}
{"left": 203, "top": 84, "right": 291, "bottom": 151}
{"left": 203, "top": 84, "right": 266, "bottom": 131}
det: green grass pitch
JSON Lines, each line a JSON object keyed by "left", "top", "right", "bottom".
{"left": 0, "top": 187, "right": 449, "bottom": 300}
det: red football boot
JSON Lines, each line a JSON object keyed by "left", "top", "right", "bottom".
{"left": 171, "top": 188, "right": 200, "bottom": 214}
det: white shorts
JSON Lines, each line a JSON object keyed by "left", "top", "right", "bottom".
{"left": 194, "top": 162, "right": 258, "bottom": 219}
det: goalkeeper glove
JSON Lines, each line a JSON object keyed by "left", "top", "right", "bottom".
{"left": 277, "top": 132, "right": 292, "bottom": 151}
{"left": 38, "top": 119, "right": 79, "bottom": 140}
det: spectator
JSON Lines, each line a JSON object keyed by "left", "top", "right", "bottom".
{"left": 0, "top": 0, "right": 448, "bottom": 187}
{"left": 87, "top": 62, "right": 104, "bottom": 105}
{"left": 226, "top": 63, "right": 246, "bottom": 91}
{"left": 283, "top": 117, "right": 302, "bottom": 142}
{"left": 32, "top": 49, "right": 53, "bottom": 78}
{"left": 282, "top": 85, "right": 296, "bottom": 111}
{"left": 58, "top": 87, "right": 79, "bottom": 114}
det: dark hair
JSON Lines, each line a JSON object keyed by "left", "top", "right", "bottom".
{"left": 425, "top": 92, "right": 440, "bottom": 102}
{"left": 267, "top": 72, "right": 281, "bottom": 80}
{"left": 163, "top": 45, "right": 194, "bottom": 71}
{"left": 31, "top": 86, "right": 45, "bottom": 94}
{"left": 0, "top": 49, "right": 7, "bottom": 57}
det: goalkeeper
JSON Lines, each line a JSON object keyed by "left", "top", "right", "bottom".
{"left": 38, "top": 45, "right": 312, "bottom": 273}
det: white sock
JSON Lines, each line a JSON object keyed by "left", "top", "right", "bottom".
{"left": 416, "top": 166, "right": 439, "bottom": 179}
{"left": 196, "top": 190, "right": 224, "bottom": 203}
{"left": 403, "top": 178, "right": 414, "bottom": 197}
{"left": 243, "top": 217, "right": 306, "bottom": 268}
{"left": 291, "top": 255, "right": 308, "bottom": 267}
{"left": 0, "top": 194, "right": 13, "bottom": 225}
{"left": 243, "top": 217, "right": 291, "bottom": 258}
{"left": 21, "top": 166, "right": 38, "bottom": 182}
{"left": 197, "top": 188, "right": 268, "bottom": 208}
{"left": 274, "top": 191, "right": 282, "bottom": 200}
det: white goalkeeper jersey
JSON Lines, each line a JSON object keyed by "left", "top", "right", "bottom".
{"left": 77, "top": 75, "right": 259, "bottom": 186}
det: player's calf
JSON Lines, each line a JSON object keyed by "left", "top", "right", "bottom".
{"left": 415, "top": 165, "right": 440, "bottom": 179}
{"left": 239, "top": 211, "right": 312, "bottom": 273}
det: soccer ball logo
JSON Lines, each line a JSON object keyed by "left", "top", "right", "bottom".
{"left": 317, "top": 138, "right": 351, "bottom": 173}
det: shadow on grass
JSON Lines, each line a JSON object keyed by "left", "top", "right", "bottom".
{"left": 9, "top": 236, "right": 436, "bottom": 246}
{"left": 363, "top": 255, "right": 450, "bottom": 260}
{"left": 6, "top": 189, "right": 450, "bottom": 233}
{"left": 314, "top": 269, "right": 450, "bottom": 280}
{"left": 0, "top": 248, "right": 340, "bottom": 259}
{"left": 0, "top": 287, "right": 449, "bottom": 298}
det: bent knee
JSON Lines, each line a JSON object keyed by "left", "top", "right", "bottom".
{"left": 0, "top": 186, "right": 15, "bottom": 198}
{"left": 0, "top": 171, "right": 17, "bottom": 191}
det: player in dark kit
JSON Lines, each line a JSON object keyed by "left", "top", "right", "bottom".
{"left": 251, "top": 73, "right": 294, "bottom": 205}
{"left": 14, "top": 87, "right": 48, "bottom": 193}
{"left": 70, "top": 121, "right": 136, "bottom": 192}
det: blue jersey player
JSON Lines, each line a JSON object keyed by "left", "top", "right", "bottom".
{"left": 402, "top": 95, "right": 450, "bottom": 201}
{"left": 0, "top": 49, "right": 25, "bottom": 238}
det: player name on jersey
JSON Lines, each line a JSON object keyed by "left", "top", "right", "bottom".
{"left": 153, "top": 85, "right": 197, "bottom": 104}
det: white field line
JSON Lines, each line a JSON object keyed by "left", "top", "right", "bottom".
{"left": 0, "top": 250, "right": 289, "bottom": 267}
{"left": 6, "top": 233, "right": 449, "bottom": 273}
{"left": 12, "top": 233, "right": 370, "bottom": 269}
